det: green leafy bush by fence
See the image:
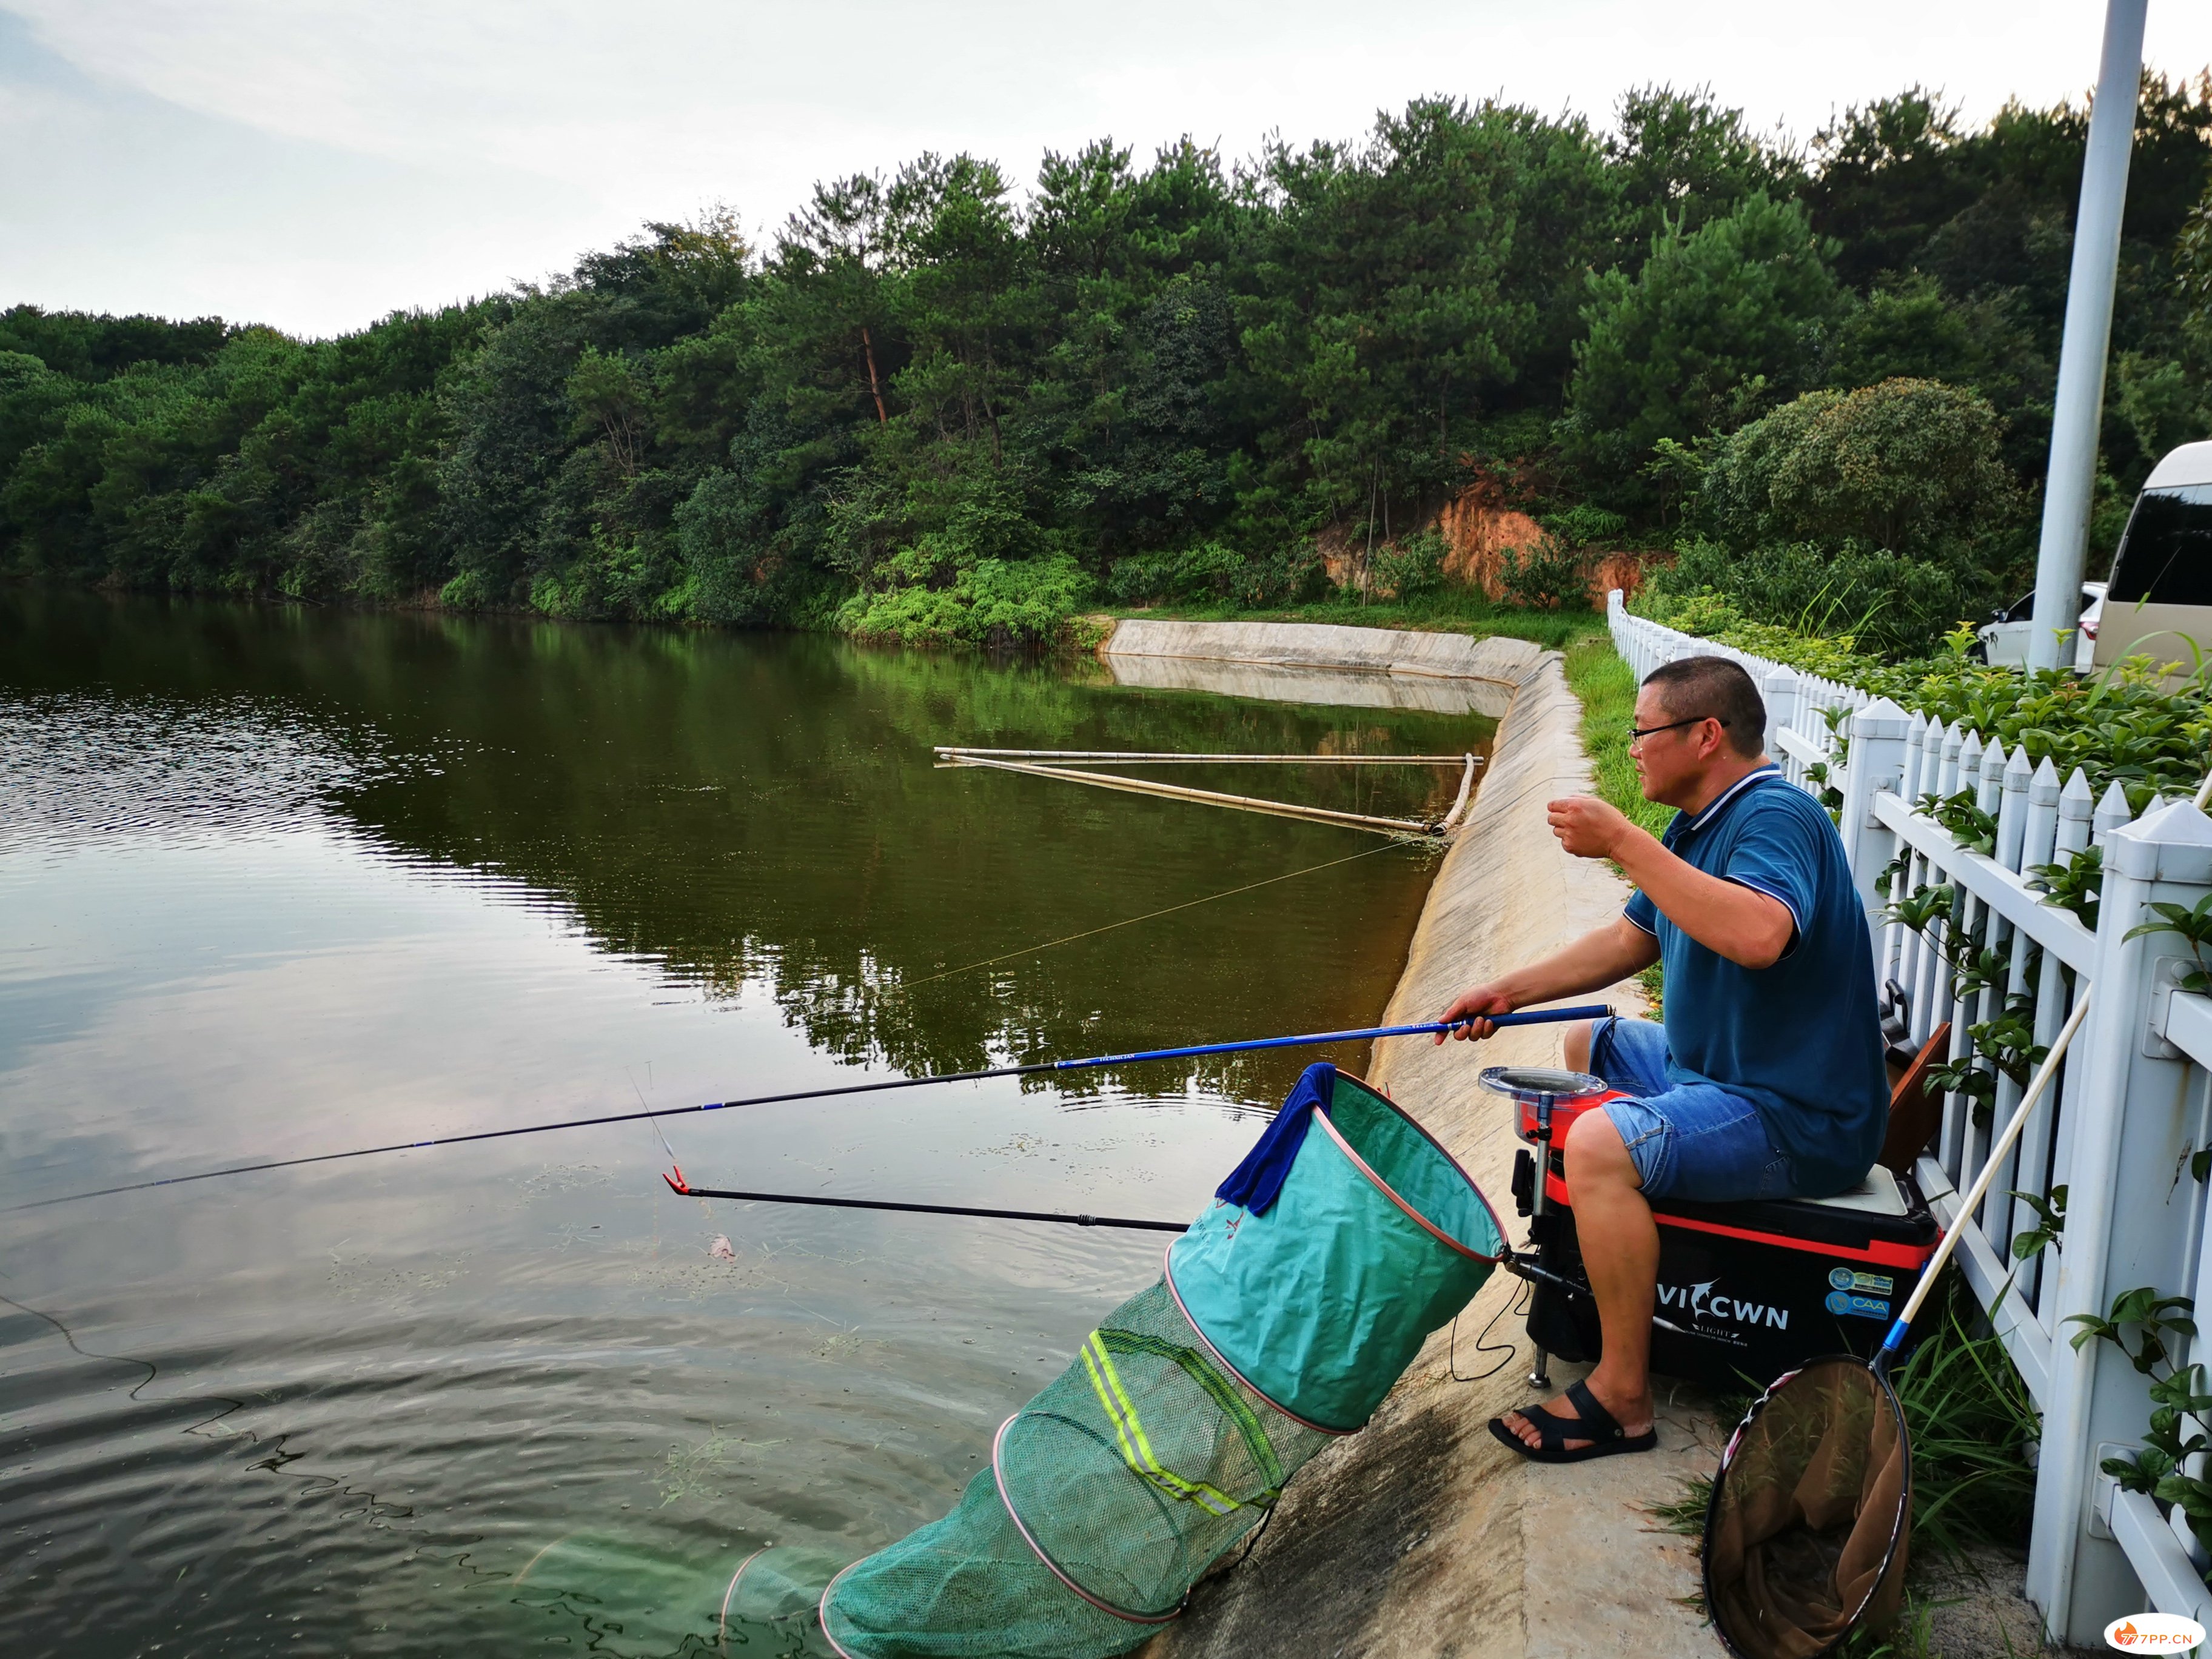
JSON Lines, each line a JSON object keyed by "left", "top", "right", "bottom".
{"left": 1632, "top": 590, "right": 2212, "bottom": 816}
{"left": 1631, "top": 587, "right": 1882, "bottom": 680}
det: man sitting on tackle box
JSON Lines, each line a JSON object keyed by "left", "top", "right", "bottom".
{"left": 1436, "top": 654, "right": 1888, "bottom": 1463}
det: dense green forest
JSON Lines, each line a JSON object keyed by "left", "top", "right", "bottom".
{"left": 4, "top": 81, "right": 2210, "bottom": 656}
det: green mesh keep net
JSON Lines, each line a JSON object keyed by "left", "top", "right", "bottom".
{"left": 722, "top": 1064, "right": 1504, "bottom": 1659}
{"left": 817, "top": 1278, "right": 1336, "bottom": 1657}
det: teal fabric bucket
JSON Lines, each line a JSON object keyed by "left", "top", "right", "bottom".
{"left": 1165, "top": 1067, "right": 1503, "bottom": 1432}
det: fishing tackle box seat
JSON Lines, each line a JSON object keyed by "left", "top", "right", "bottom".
{"left": 1498, "top": 1074, "right": 1940, "bottom": 1390}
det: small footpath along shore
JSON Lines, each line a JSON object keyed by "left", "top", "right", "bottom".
{"left": 1105, "top": 619, "right": 1709, "bottom": 1659}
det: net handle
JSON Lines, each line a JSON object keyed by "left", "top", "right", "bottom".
{"left": 1879, "top": 985, "right": 2093, "bottom": 1358}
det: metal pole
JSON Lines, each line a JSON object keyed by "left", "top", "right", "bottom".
{"left": 2026, "top": 0, "right": 2147, "bottom": 672}
{"left": 1526, "top": 1089, "right": 1556, "bottom": 1390}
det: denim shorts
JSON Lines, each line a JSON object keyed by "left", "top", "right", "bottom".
{"left": 1589, "top": 1016, "right": 1797, "bottom": 1202}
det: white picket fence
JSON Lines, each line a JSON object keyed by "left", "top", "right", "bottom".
{"left": 1608, "top": 592, "right": 2212, "bottom": 1644}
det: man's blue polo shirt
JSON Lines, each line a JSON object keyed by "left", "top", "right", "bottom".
{"left": 1622, "top": 765, "right": 1888, "bottom": 1197}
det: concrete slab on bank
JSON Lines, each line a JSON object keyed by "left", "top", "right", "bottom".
{"left": 1101, "top": 617, "right": 1544, "bottom": 696}
{"left": 1127, "top": 630, "right": 1723, "bottom": 1659}
{"left": 1102, "top": 650, "right": 1517, "bottom": 719}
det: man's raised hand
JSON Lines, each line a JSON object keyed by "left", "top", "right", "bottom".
{"left": 1433, "top": 984, "right": 1516, "bottom": 1044}
{"left": 1547, "top": 794, "right": 1634, "bottom": 860}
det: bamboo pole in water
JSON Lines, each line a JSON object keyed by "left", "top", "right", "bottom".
{"left": 933, "top": 747, "right": 1480, "bottom": 766}
{"left": 939, "top": 752, "right": 1467, "bottom": 836}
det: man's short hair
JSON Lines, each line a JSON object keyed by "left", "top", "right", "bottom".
{"left": 1641, "top": 655, "right": 1766, "bottom": 759}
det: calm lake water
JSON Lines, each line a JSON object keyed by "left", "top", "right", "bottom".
{"left": 0, "top": 590, "right": 1490, "bottom": 1657}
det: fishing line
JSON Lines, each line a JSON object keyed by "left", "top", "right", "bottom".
{"left": 5, "top": 1007, "right": 1607, "bottom": 1216}
{"left": 896, "top": 839, "right": 1418, "bottom": 993}
{"left": 629, "top": 1068, "right": 688, "bottom": 1184}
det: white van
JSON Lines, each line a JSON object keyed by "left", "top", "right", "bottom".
{"left": 2093, "top": 440, "right": 2212, "bottom": 675}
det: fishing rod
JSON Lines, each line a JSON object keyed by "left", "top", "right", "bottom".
{"left": 662, "top": 1184, "right": 1190, "bottom": 1233}
{"left": 7, "top": 1007, "right": 1609, "bottom": 1214}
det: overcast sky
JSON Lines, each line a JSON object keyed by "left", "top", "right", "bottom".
{"left": 3, "top": 1, "right": 2209, "bottom": 339}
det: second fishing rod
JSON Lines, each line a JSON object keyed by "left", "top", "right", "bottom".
{"left": 15, "top": 1005, "right": 1612, "bottom": 1213}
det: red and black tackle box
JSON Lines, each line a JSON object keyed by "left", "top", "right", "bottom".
{"left": 1487, "top": 1067, "right": 1940, "bottom": 1390}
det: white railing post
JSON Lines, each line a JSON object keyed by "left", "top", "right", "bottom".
{"left": 1997, "top": 745, "right": 2034, "bottom": 873}
{"left": 2043, "top": 771, "right": 2099, "bottom": 1214}
{"left": 2095, "top": 781, "right": 2134, "bottom": 847}
{"left": 1936, "top": 720, "right": 1966, "bottom": 798}
{"left": 1977, "top": 737, "right": 2008, "bottom": 822}
{"left": 1912, "top": 725, "right": 1965, "bottom": 1079}
{"left": 1984, "top": 745, "right": 2044, "bottom": 1256}
{"left": 1840, "top": 697, "right": 1911, "bottom": 920}
{"left": 2028, "top": 800, "right": 2212, "bottom": 1643}
{"left": 1901, "top": 711, "right": 1929, "bottom": 802}
{"left": 2057, "top": 769, "right": 2097, "bottom": 873}
{"left": 1762, "top": 664, "right": 1798, "bottom": 782}
{"left": 1882, "top": 712, "right": 1932, "bottom": 990}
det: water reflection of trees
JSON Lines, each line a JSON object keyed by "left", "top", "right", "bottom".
{"left": 7, "top": 594, "right": 1493, "bottom": 1100}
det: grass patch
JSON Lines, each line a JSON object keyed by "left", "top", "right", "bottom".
{"left": 1559, "top": 633, "right": 1672, "bottom": 840}
{"left": 1889, "top": 1278, "right": 2039, "bottom": 1561}
{"left": 1560, "top": 631, "right": 1672, "bottom": 1012}
{"left": 1649, "top": 1472, "right": 1712, "bottom": 1537}
{"left": 1830, "top": 1594, "right": 1942, "bottom": 1659}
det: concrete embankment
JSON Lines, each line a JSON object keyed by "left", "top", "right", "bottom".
{"left": 1104, "top": 620, "right": 1717, "bottom": 1659}
{"left": 1100, "top": 618, "right": 1540, "bottom": 722}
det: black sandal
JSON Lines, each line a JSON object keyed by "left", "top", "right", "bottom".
{"left": 1487, "top": 1378, "right": 1657, "bottom": 1464}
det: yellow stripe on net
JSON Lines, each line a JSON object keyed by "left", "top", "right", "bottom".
{"left": 1081, "top": 1332, "right": 1242, "bottom": 1517}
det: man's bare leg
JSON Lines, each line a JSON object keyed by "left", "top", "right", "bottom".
{"left": 1501, "top": 1107, "right": 1658, "bottom": 1451}
{"left": 1563, "top": 1019, "right": 1594, "bottom": 1073}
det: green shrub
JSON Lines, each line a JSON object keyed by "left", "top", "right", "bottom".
{"left": 1540, "top": 504, "right": 1627, "bottom": 549}
{"left": 529, "top": 569, "right": 598, "bottom": 620}
{"left": 1701, "top": 378, "right": 2024, "bottom": 560}
{"left": 840, "top": 552, "right": 1093, "bottom": 648}
{"left": 1107, "top": 540, "right": 1336, "bottom": 608}
{"left": 439, "top": 568, "right": 494, "bottom": 610}
{"left": 1859, "top": 638, "right": 2212, "bottom": 816}
{"left": 1498, "top": 535, "right": 1587, "bottom": 609}
{"left": 1634, "top": 585, "right": 2212, "bottom": 814}
{"left": 1648, "top": 377, "right": 2025, "bottom": 662}
{"left": 675, "top": 465, "right": 790, "bottom": 625}
{"left": 1635, "top": 585, "right": 1880, "bottom": 680}
{"left": 1646, "top": 535, "right": 1989, "bottom": 661}
{"left": 1369, "top": 529, "right": 1447, "bottom": 598}
{"left": 1106, "top": 541, "right": 1245, "bottom": 605}
{"left": 1232, "top": 546, "right": 1333, "bottom": 607}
